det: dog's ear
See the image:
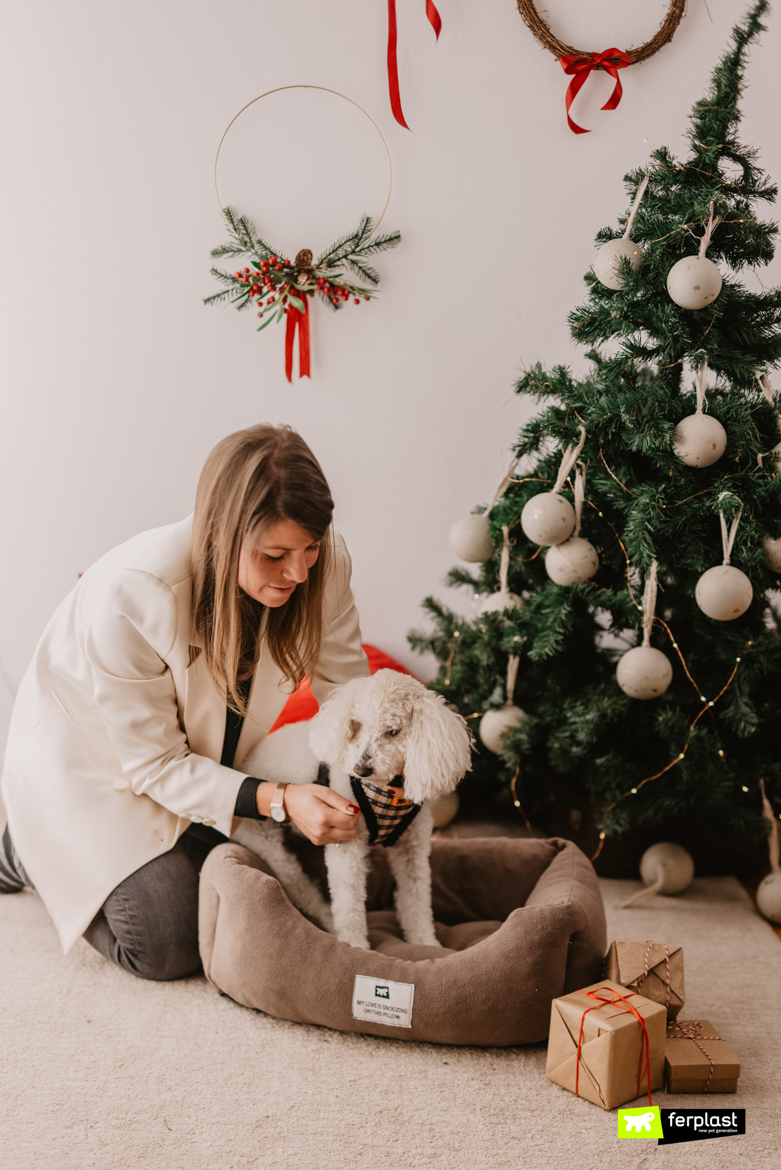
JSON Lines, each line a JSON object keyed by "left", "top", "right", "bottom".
{"left": 403, "top": 690, "right": 473, "bottom": 805}
{"left": 308, "top": 677, "right": 364, "bottom": 766}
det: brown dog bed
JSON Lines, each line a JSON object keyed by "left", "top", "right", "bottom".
{"left": 198, "top": 835, "right": 606, "bottom": 1046}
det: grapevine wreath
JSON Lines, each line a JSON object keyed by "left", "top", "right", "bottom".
{"left": 205, "top": 86, "right": 400, "bottom": 381}
{"left": 515, "top": 0, "right": 687, "bottom": 134}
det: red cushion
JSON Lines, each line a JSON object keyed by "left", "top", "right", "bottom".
{"left": 267, "top": 645, "right": 417, "bottom": 734}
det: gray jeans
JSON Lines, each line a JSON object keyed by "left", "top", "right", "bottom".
{"left": 82, "top": 824, "right": 224, "bottom": 981}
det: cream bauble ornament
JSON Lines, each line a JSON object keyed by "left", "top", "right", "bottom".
{"left": 616, "top": 645, "right": 673, "bottom": 700}
{"left": 594, "top": 237, "right": 643, "bottom": 290}
{"left": 771, "top": 441, "right": 781, "bottom": 475}
{"left": 479, "top": 703, "right": 525, "bottom": 754}
{"left": 673, "top": 412, "right": 727, "bottom": 467}
{"left": 545, "top": 535, "right": 599, "bottom": 586}
{"left": 763, "top": 535, "right": 781, "bottom": 572}
{"left": 696, "top": 498, "right": 753, "bottom": 621}
{"left": 673, "top": 358, "right": 726, "bottom": 468}
{"left": 593, "top": 173, "right": 649, "bottom": 291}
{"left": 624, "top": 841, "right": 695, "bottom": 907}
{"left": 520, "top": 492, "right": 576, "bottom": 547}
{"left": 480, "top": 655, "right": 525, "bottom": 754}
{"left": 615, "top": 563, "right": 672, "bottom": 700}
{"left": 756, "top": 872, "right": 781, "bottom": 924}
{"left": 640, "top": 842, "right": 695, "bottom": 894}
{"left": 667, "top": 202, "right": 723, "bottom": 310}
{"left": 521, "top": 426, "right": 586, "bottom": 546}
{"left": 430, "top": 791, "right": 460, "bottom": 829}
{"left": 480, "top": 590, "right": 524, "bottom": 615}
{"left": 695, "top": 565, "right": 753, "bottom": 621}
{"left": 667, "top": 255, "right": 722, "bottom": 310}
{"left": 449, "top": 513, "right": 494, "bottom": 562}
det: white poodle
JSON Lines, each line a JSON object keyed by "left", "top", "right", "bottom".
{"left": 234, "top": 669, "right": 472, "bottom": 949}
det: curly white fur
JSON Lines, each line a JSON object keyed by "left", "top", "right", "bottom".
{"left": 233, "top": 670, "right": 473, "bottom": 949}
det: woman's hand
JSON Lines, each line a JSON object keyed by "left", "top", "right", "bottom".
{"left": 256, "top": 782, "right": 360, "bottom": 846}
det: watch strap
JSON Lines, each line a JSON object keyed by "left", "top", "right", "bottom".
{"left": 270, "top": 782, "right": 290, "bottom": 822}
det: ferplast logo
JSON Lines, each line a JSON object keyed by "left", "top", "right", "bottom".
{"left": 374, "top": 985, "right": 390, "bottom": 999}
{"left": 618, "top": 1107, "right": 663, "bottom": 1139}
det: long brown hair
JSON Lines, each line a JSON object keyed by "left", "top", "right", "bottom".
{"left": 191, "top": 424, "right": 334, "bottom": 714}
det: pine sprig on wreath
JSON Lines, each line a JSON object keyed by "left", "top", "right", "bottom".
{"left": 204, "top": 207, "right": 401, "bottom": 330}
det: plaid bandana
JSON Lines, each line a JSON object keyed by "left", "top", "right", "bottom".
{"left": 349, "top": 777, "right": 421, "bottom": 847}
{"left": 314, "top": 764, "right": 421, "bottom": 847}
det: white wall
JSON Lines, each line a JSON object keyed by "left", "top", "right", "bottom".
{"left": 2, "top": 0, "right": 780, "bottom": 737}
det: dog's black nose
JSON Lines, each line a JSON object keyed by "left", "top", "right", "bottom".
{"left": 353, "top": 762, "right": 373, "bottom": 778}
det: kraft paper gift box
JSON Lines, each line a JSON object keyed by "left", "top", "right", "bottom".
{"left": 664, "top": 1020, "right": 740, "bottom": 1093}
{"left": 545, "top": 980, "right": 667, "bottom": 1111}
{"left": 603, "top": 939, "right": 684, "bottom": 1020}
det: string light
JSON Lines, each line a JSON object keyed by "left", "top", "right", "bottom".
{"left": 510, "top": 765, "right": 532, "bottom": 831}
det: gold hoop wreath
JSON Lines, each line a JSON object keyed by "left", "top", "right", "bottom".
{"left": 516, "top": 0, "right": 687, "bottom": 134}
{"left": 206, "top": 86, "right": 400, "bottom": 381}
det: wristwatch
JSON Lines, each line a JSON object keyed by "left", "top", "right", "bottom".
{"left": 269, "top": 782, "right": 290, "bottom": 824}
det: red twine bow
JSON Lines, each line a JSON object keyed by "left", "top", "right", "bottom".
{"left": 575, "top": 987, "right": 654, "bottom": 1106}
{"left": 387, "top": 0, "right": 442, "bottom": 129}
{"left": 559, "top": 48, "right": 631, "bottom": 135}
{"left": 284, "top": 292, "right": 310, "bottom": 382}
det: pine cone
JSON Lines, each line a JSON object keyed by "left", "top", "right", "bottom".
{"left": 295, "top": 248, "right": 313, "bottom": 269}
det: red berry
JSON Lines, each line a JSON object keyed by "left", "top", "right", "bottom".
{"left": 270, "top": 256, "right": 277, "bottom": 264}
{"left": 257, "top": 312, "right": 263, "bottom": 317}
{"left": 354, "top": 298, "right": 360, "bottom": 304}
{"left": 243, "top": 267, "right": 249, "bottom": 273}
{"left": 235, "top": 271, "right": 241, "bottom": 278}
{"left": 364, "top": 296, "right": 370, "bottom": 301}
{"left": 332, "top": 297, "right": 338, "bottom": 304}
{"left": 267, "top": 296, "right": 275, "bottom": 304}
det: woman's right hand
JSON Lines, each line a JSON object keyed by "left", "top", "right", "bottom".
{"left": 256, "top": 782, "right": 360, "bottom": 846}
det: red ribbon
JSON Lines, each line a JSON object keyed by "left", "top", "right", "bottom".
{"left": 574, "top": 987, "right": 654, "bottom": 1106}
{"left": 559, "top": 48, "right": 631, "bottom": 135}
{"left": 387, "top": 0, "right": 442, "bottom": 130}
{"left": 284, "top": 291, "right": 310, "bottom": 382}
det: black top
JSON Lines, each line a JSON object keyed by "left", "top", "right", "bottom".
{"left": 225, "top": 670, "right": 265, "bottom": 821}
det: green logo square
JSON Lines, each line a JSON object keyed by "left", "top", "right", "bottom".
{"left": 618, "top": 1106, "right": 663, "bottom": 1139}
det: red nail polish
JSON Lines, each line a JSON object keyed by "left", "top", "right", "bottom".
{"left": 347, "top": 804, "right": 359, "bottom": 814}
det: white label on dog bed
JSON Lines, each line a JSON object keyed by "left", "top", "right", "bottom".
{"left": 352, "top": 975, "right": 415, "bottom": 1028}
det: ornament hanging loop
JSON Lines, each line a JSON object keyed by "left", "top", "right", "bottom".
{"left": 623, "top": 173, "right": 650, "bottom": 239}
{"left": 694, "top": 354, "right": 709, "bottom": 415}
{"left": 718, "top": 492, "right": 743, "bottom": 566}
{"left": 698, "top": 202, "right": 721, "bottom": 259}
{"left": 499, "top": 527, "right": 511, "bottom": 593}
{"left": 553, "top": 427, "right": 587, "bottom": 494}
{"left": 572, "top": 463, "right": 586, "bottom": 537}
{"left": 506, "top": 655, "right": 520, "bottom": 705}
{"left": 641, "top": 560, "right": 659, "bottom": 649}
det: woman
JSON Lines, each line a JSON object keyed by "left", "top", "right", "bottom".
{"left": 0, "top": 424, "right": 370, "bottom": 979}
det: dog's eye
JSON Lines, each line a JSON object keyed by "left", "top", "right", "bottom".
{"left": 349, "top": 720, "right": 362, "bottom": 739}
{"left": 386, "top": 728, "right": 401, "bottom": 737}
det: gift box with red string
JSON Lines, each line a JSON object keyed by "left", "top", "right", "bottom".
{"left": 603, "top": 940, "right": 684, "bottom": 1020}
{"left": 545, "top": 980, "right": 667, "bottom": 1110}
{"left": 664, "top": 1020, "right": 741, "bottom": 1093}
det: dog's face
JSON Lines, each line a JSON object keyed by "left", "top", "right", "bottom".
{"left": 308, "top": 670, "right": 473, "bottom": 805}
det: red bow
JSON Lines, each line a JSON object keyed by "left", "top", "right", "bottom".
{"left": 284, "top": 291, "right": 310, "bottom": 382}
{"left": 559, "top": 48, "right": 631, "bottom": 135}
{"left": 387, "top": 0, "right": 442, "bottom": 130}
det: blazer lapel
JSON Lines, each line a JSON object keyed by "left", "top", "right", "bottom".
{"left": 183, "top": 651, "right": 227, "bottom": 763}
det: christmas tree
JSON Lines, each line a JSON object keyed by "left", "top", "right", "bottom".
{"left": 409, "top": 1, "right": 781, "bottom": 865}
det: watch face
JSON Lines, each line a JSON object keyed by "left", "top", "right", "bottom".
{"left": 271, "top": 806, "right": 286, "bottom": 823}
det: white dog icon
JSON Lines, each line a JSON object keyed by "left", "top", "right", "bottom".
{"left": 624, "top": 1111, "right": 655, "bottom": 1133}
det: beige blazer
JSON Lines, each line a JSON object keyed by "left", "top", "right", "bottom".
{"left": 1, "top": 515, "right": 369, "bottom": 953}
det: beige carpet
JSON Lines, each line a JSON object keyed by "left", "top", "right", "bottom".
{"left": 1, "top": 865, "right": 779, "bottom": 1170}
